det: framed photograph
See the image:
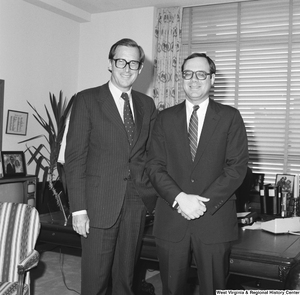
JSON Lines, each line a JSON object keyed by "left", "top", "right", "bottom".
{"left": 6, "top": 110, "right": 28, "bottom": 136}
{"left": 1, "top": 151, "right": 27, "bottom": 178}
{"left": 276, "top": 174, "right": 295, "bottom": 194}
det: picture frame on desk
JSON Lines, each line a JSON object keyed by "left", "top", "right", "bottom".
{"left": 1, "top": 151, "right": 26, "bottom": 178}
{"left": 276, "top": 174, "right": 295, "bottom": 195}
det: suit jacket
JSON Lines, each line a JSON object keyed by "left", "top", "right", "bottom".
{"left": 146, "top": 99, "right": 249, "bottom": 244}
{"left": 6, "top": 163, "right": 16, "bottom": 174}
{"left": 65, "top": 82, "right": 157, "bottom": 229}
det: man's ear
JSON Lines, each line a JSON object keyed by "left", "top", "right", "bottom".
{"left": 211, "top": 73, "right": 216, "bottom": 86}
{"left": 138, "top": 63, "right": 144, "bottom": 74}
{"left": 108, "top": 59, "right": 112, "bottom": 73}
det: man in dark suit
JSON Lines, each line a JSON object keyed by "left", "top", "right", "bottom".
{"left": 146, "top": 53, "right": 248, "bottom": 295}
{"left": 6, "top": 156, "right": 16, "bottom": 174}
{"left": 65, "top": 38, "right": 157, "bottom": 295}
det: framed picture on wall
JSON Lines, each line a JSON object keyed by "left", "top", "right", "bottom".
{"left": 276, "top": 174, "right": 295, "bottom": 194}
{"left": 1, "top": 151, "right": 26, "bottom": 178}
{"left": 6, "top": 110, "right": 28, "bottom": 136}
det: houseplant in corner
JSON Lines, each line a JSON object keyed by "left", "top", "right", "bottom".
{"left": 18, "top": 91, "right": 75, "bottom": 224}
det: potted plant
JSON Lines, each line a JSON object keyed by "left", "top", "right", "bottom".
{"left": 18, "top": 91, "right": 75, "bottom": 223}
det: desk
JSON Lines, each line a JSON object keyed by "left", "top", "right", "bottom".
{"left": 39, "top": 212, "right": 300, "bottom": 285}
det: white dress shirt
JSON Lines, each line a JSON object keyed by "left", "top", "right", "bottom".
{"left": 172, "top": 97, "right": 209, "bottom": 209}
{"left": 185, "top": 98, "right": 209, "bottom": 144}
{"left": 109, "top": 81, "right": 135, "bottom": 122}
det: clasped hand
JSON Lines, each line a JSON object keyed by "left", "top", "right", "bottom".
{"left": 175, "top": 192, "right": 209, "bottom": 220}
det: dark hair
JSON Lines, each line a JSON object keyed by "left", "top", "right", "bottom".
{"left": 108, "top": 38, "right": 145, "bottom": 64}
{"left": 181, "top": 53, "right": 216, "bottom": 74}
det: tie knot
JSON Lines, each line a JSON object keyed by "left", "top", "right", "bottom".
{"left": 193, "top": 105, "right": 199, "bottom": 112}
{"left": 121, "top": 92, "right": 129, "bottom": 101}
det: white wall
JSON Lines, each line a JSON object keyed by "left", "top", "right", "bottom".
{"left": 78, "top": 7, "right": 156, "bottom": 96}
{"left": 0, "top": 1, "right": 155, "bottom": 175}
{"left": 0, "top": 0, "right": 80, "bottom": 174}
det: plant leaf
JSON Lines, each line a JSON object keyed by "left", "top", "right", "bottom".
{"left": 20, "top": 91, "right": 75, "bottom": 191}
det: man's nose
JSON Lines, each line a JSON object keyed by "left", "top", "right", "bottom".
{"left": 124, "top": 64, "right": 131, "bottom": 72}
{"left": 191, "top": 73, "right": 198, "bottom": 81}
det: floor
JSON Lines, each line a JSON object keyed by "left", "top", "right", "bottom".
{"left": 30, "top": 244, "right": 198, "bottom": 295}
{"left": 30, "top": 244, "right": 284, "bottom": 295}
{"left": 30, "top": 245, "right": 82, "bottom": 295}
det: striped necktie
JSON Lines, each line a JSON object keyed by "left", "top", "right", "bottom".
{"left": 121, "top": 92, "right": 135, "bottom": 145}
{"left": 188, "top": 105, "right": 199, "bottom": 161}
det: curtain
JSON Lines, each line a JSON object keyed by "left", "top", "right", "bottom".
{"left": 152, "top": 7, "right": 183, "bottom": 110}
{"left": 180, "top": 0, "right": 300, "bottom": 183}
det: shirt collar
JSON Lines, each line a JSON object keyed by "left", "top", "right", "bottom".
{"left": 109, "top": 81, "right": 132, "bottom": 99}
{"left": 185, "top": 97, "right": 209, "bottom": 112}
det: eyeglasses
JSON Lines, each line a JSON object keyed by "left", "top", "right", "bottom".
{"left": 182, "top": 70, "right": 212, "bottom": 80}
{"left": 112, "top": 59, "right": 141, "bottom": 70}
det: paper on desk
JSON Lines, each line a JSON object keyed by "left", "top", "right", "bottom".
{"left": 237, "top": 212, "right": 251, "bottom": 218}
{"left": 242, "top": 221, "right": 262, "bottom": 230}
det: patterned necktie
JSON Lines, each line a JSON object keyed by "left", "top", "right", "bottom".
{"left": 188, "top": 105, "right": 199, "bottom": 161}
{"left": 121, "top": 92, "right": 135, "bottom": 145}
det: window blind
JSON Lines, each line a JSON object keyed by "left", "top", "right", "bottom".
{"left": 180, "top": 0, "right": 300, "bottom": 183}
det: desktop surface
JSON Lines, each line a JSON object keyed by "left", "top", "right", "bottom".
{"left": 39, "top": 212, "right": 300, "bottom": 285}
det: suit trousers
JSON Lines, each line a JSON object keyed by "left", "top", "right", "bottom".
{"left": 80, "top": 180, "right": 147, "bottom": 295}
{"left": 155, "top": 222, "right": 231, "bottom": 295}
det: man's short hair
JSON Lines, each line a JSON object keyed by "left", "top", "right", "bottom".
{"left": 181, "top": 53, "right": 216, "bottom": 74}
{"left": 108, "top": 38, "right": 145, "bottom": 64}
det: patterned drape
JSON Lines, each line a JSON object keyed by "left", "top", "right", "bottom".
{"left": 152, "top": 7, "right": 183, "bottom": 110}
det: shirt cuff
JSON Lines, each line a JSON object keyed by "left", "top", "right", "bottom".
{"left": 72, "top": 210, "right": 87, "bottom": 216}
{"left": 172, "top": 200, "right": 179, "bottom": 210}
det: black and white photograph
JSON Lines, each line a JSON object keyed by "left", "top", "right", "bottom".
{"left": 1, "top": 151, "right": 26, "bottom": 177}
{"left": 276, "top": 174, "right": 295, "bottom": 194}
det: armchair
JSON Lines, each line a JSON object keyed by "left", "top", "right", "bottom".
{"left": 0, "top": 202, "right": 40, "bottom": 295}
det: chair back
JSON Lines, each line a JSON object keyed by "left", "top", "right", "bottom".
{"left": 0, "top": 202, "right": 40, "bottom": 285}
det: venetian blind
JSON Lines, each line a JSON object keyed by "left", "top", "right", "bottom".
{"left": 180, "top": 0, "right": 300, "bottom": 183}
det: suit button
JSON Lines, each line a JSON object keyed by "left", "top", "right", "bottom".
{"left": 191, "top": 179, "right": 195, "bottom": 183}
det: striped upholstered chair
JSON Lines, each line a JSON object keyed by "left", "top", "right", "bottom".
{"left": 0, "top": 202, "right": 40, "bottom": 295}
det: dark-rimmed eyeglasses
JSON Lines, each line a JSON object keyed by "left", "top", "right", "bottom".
{"left": 112, "top": 59, "right": 141, "bottom": 70}
{"left": 182, "top": 70, "right": 212, "bottom": 80}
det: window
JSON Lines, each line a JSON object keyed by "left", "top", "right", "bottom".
{"left": 180, "top": 0, "right": 300, "bottom": 183}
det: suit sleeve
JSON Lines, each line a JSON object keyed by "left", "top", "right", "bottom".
{"left": 136, "top": 97, "right": 159, "bottom": 213}
{"left": 64, "top": 92, "right": 91, "bottom": 213}
{"left": 146, "top": 113, "right": 182, "bottom": 206}
{"left": 203, "top": 109, "right": 249, "bottom": 215}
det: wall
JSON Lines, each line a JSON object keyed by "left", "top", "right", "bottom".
{"left": 0, "top": 0, "right": 80, "bottom": 174}
{"left": 0, "top": 2, "right": 155, "bottom": 175}
{"left": 77, "top": 7, "right": 155, "bottom": 96}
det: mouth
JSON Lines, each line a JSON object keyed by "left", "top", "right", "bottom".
{"left": 189, "top": 85, "right": 201, "bottom": 90}
{"left": 121, "top": 73, "right": 132, "bottom": 79}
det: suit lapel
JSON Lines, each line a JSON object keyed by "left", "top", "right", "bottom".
{"left": 131, "top": 92, "right": 143, "bottom": 150}
{"left": 193, "top": 99, "right": 220, "bottom": 165}
{"left": 174, "top": 101, "right": 193, "bottom": 165}
{"left": 97, "top": 84, "right": 128, "bottom": 140}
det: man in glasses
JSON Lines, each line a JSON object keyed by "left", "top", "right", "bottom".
{"left": 65, "top": 38, "right": 157, "bottom": 295}
{"left": 146, "top": 53, "right": 248, "bottom": 294}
